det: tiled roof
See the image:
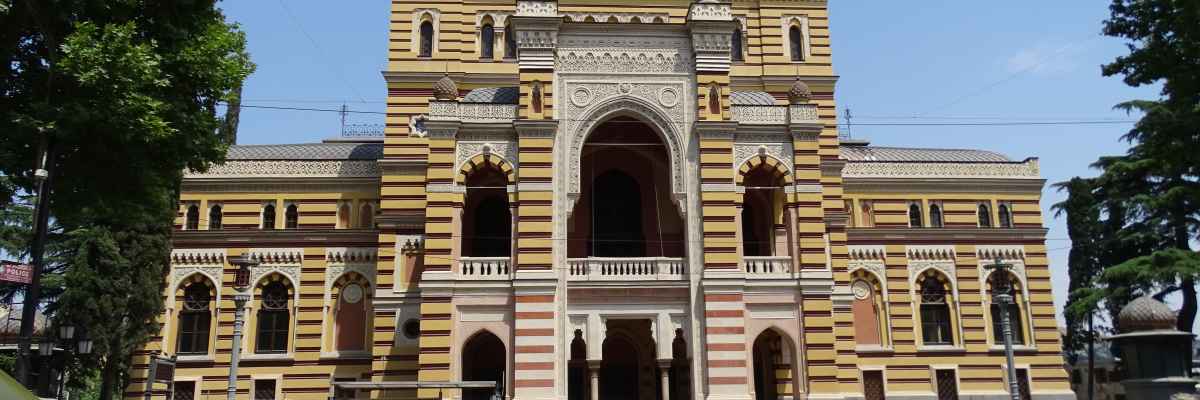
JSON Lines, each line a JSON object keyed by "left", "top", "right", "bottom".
{"left": 839, "top": 146, "right": 1012, "bottom": 163}
{"left": 462, "top": 87, "right": 519, "bottom": 104}
{"left": 226, "top": 143, "right": 383, "bottom": 161}
{"left": 730, "top": 91, "right": 776, "bottom": 106}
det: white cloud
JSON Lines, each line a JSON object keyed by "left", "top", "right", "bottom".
{"left": 1005, "top": 41, "right": 1085, "bottom": 76}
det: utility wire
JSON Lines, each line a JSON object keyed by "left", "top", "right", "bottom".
{"left": 235, "top": 104, "right": 1136, "bottom": 127}
{"left": 276, "top": 0, "right": 368, "bottom": 104}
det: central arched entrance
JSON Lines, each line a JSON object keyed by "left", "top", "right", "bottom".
{"left": 569, "top": 116, "right": 684, "bottom": 258}
{"left": 462, "top": 330, "right": 506, "bottom": 400}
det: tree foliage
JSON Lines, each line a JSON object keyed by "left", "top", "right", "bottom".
{"left": 1058, "top": 0, "right": 1200, "bottom": 338}
{"left": 0, "top": 1, "right": 253, "bottom": 399}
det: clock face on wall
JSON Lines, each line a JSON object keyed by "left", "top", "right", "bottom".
{"left": 342, "top": 283, "right": 364, "bottom": 304}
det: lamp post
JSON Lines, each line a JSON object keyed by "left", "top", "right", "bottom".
{"left": 227, "top": 255, "right": 257, "bottom": 400}
{"left": 986, "top": 257, "right": 1021, "bottom": 400}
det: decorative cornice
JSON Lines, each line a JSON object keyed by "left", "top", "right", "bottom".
{"left": 172, "top": 229, "right": 380, "bottom": 248}
{"left": 847, "top": 227, "right": 1049, "bottom": 243}
{"left": 171, "top": 248, "right": 227, "bottom": 265}
{"left": 905, "top": 245, "right": 956, "bottom": 261}
{"left": 185, "top": 160, "right": 380, "bottom": 179}
{"left": 514, "top": 119, "right": 558, "bottom": 138}
{"left": 843, "top": 177, "right": 1046, "bottom": 194}
{"left": 841, "top": 159, "right": 1040, "bottom": 179}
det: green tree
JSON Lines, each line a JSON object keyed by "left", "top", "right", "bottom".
{"left": 0, "top": 1, "right": 253, "bottom": 399}
{"left": 1060, "top": 0, "right": 1200, "bottom": 336}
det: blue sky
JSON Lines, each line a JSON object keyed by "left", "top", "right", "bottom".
{"left": 219, "top": 1, "right": 1163, "bottom": 326}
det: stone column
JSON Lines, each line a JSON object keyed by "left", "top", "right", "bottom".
{"left": 658, "top": 359, "right": 673, "bottom": 400}
{"left": 587, "top": 360, "right": 601, "bottom": 400}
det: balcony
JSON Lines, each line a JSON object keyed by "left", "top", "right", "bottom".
{"left": 743, "top": 256, "right": 793, "bottom": 279}
{"left": 567, "top": 257, "right": 686, "bottom": 282}
{"left": 457, "top": 257, "right": 513, "bottom": 281}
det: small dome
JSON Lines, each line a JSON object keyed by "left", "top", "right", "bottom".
{"left": 1118, "top": 296, "right": 1178, "bottom": 332}
{"left": 433, "top": 75, "right": 458, "bottom": 101}
{"left": 787, "top": 79, "right": 811, "bottom": 104}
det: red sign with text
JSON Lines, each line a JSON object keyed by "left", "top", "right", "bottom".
{"left": 0, "top": 262, "right": 33, "bottom": 284}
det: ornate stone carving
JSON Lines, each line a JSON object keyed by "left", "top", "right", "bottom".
{"left": 433, "top": 76, "right": 458, "bottom": 100}
{"left": 563, "top": 12, "right": 669, "bottom": 23}
{"left": 658, "top": 87, "right": 680, "bottom": 108}
{"left": 428, "top": 101, "right": 518, "bottom": 123}
{"left": 688, "top": 1, "right": 732, "bottom": 21}
{"left": 731, "top": 105, "right": 788, "bottom": 125}
{"left": 787, "top": 79, "right": 812, "bottom": 104}
{"left": 565, "top": 85, "right": 687, "bottom": 195}
{"left": 841, "top": 160, "right": 1041, "bottom": 179}
{"left": 733, "top": 139, "right": 793, "bottom": 175}
{"left": 457, "top": 141, "right": 516, "bottom": 170}
{"left": 250, "top": 265, "right": 301, "bottom": 290}
{"left": 186, "top": 160, "right": 380, "bottom": 179}
{"left": 789, "top": 104, "right": 819, "bottom": 123}
{"left": 515, "top": 0, "right": 557, "bottom": 17}
{"left": 976, "top": 245, "right": 1028, "bottom": 298}
{"left": 557, "top": 49, "right": 691, "bottom": 74}
{"left": 171, "top": 248, "right": 226, "bottom": 265}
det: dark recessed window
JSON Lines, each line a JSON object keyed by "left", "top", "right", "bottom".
{"left": 402, "top": 319, "right": 420, "bottom": 340}
{"left": 480, "top": 24, "right": 495, "bottom": 60}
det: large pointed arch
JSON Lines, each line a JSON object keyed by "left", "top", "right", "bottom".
{"left": 568, "top": 95, "right": 685, "bottom": 197}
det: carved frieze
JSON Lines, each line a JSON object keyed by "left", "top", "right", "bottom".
{"left": 842, "top": 160, "right": 1041, "bottom": 179}
{"left": 186, "top": 161, "right": 380, "bottom": 179}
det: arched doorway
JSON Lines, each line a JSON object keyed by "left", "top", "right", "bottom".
{"left": 570, "top": 116, "right": 684, "bottom": 258}
{"left": 601, "top": 335, "right": 641, "bottom": 400}
{"left": 751, "top": 329, "right": 794, "bottom": 400}
{"left": 462, "top": 331, "right": 506, "bottom": 400}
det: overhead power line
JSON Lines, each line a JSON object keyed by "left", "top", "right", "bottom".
{"left": 235, "top": 104, "right": 1136, "bottom": 127}
{"left": 276, "top": 0, "right": 368, "bottom": 103}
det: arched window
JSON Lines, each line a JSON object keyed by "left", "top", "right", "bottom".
{"left": 843, "top": 200, "right": 855, "bottom": 228}
{"left": 929, "top": 204, "right": 944, "bottom": 228}
{"left": 256, "top": 281, "right": 291, "bottom": 354}
{"left": 480, "top": 23, "right": 495, "bottom": 60}
{"left": 176, "top": 280, "right": 213, "bottom": 355}
{"left": 262, "top": 203, "right": 276, "bottom": 230}
{"left": 463, "top": 163, "right": 512, "bottom": 257}
{"left": 851, "top": 275, "right": 886, "bottom": 346}
{"left": 978, "top": 204, "right": 993, "bottom": 228}
{"left": 531, "top": 81, "right": 543, "bottom": 113}
{"left": 998, "top": 204, "right": 1013, "bottom": 228}
{"left": 359, "top": 203, "right": 374, "bottom": 229}
{"left": 504, "top": 23, "right": 517, "bottom": 59}
{"left": 908, "top": 203, "right": 923, "bottom": 228}
{"left": 208, "top": 205, "right": 222, "bottom": 230}
{"left": 731, "top": 28, "right": 744, "bottom": 62}
{"left": 707, "top": 83, "right": 720, "bottom": 115}
{"left": 919, "top": 277, "right": 954, "bottom": 345}
{"left": 740, "top": 165, "right": 787, "bottom": 258}
{"left": 989, "top": 271, "right": 1026, "bottom": 345}
{"left": 859, "top": 201, "right": 874, "bottom": 228}
{"left": 789, "top": 25, "right": 804, "bottom": 61}
{"left": 284, "top": 204, "right": 298, "bottom": 229}
{"left": 419, "top": 20, "right": 434, "bottom": 57}
{"left": 185, "top": 205, "right": 199, "bottom": 230}
{"left": 334, "top": 277, "right": 370, "bottom": 351}
{"left": 338, "top": 203, "right": 351, "bottom": 229}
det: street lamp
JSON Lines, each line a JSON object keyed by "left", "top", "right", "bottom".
{"left": 986, "top": 257, "right": 1021, "bottom": 400}
{"left": 227, "top": 255, "right": 258, "bottom": 400}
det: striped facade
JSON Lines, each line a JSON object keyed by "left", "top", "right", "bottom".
{"left": 127, "top": 1, "right": 1073, "bottom": 400}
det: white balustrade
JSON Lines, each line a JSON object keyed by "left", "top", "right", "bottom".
{"left": 729, "top": 104, "right": 819, "bottom": 125}
{"left": 567, "top": 257, "right": 686, "bottom": 281}
{"left": 743, "top": 256, "right": 793, "bottom": 278}
{"left": 457, "top": 257, "right": 513, "bottom": 280}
